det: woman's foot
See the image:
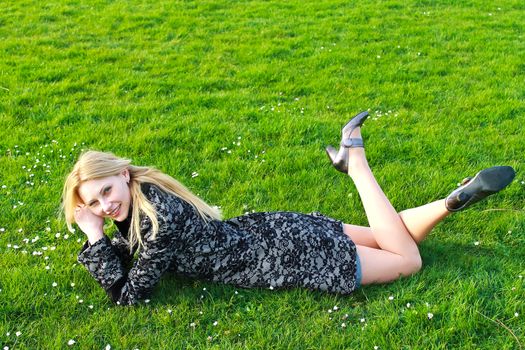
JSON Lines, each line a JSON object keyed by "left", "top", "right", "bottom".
{"left": 445, "top": 166, "right": 516, "bottom": 212}
{"left": 326, "top": 111, "right": 368, "bottom": 174}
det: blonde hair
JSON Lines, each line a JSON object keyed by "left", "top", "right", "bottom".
{"left": 62, "top": 150, "right": 221, "bottom": 250}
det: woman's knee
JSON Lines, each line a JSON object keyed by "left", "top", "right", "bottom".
{"left": 402, "top": 253, "right": 422, "bottom": 276}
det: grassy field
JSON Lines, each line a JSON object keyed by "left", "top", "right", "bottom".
{"left": 1, "top": 0, "right": 524, "bottom": 348}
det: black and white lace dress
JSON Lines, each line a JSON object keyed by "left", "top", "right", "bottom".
{"left": 78, "top": 184, "right": 359, "bottom": 305}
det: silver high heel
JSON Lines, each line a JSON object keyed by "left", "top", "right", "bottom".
{"left": 445, "top": 166, "right": 515, "bottom": 211}
{"left": 326, "top": 111, "right": 368, "bottom": 173}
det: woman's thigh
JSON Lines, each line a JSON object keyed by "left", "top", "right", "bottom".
{"left": 356, "top": 245, "right": 422, "bottom": 285}
{"left": 343, "top": 223, "right": 379, "bottom": 248}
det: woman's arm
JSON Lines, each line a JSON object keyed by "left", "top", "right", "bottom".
{"left": 77, "top": 186, "right": 186, "bottom": 305}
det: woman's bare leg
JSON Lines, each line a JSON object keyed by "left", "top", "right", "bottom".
{"left": 345, "top": 199, "right": 450, "bottom": 248}
{"left": 398, "top": 199, "right": 450, "bottom": 243}
{"left": 344, "top": 128, "right": 424, "bottom": 284}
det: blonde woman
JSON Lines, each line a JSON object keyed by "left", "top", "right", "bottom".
{"left": 63, "top": 112, "right": 515, "bottom": 305}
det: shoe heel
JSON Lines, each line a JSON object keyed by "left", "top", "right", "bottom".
{"left": 325, "top": 145, "right": 348, "bottom": 173}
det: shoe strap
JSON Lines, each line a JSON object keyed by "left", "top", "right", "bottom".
{"left": 341, "top": 138, "right": 364, "bottom": 148}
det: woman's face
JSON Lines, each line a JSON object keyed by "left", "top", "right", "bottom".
{"left": 77, "top": 170, "right": 131, "bottom": 222}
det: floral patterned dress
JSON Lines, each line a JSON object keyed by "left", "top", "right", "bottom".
{"left": 78, "top": 183, "right": 359, "bottom": 305}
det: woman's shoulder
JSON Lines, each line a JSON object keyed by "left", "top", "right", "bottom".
{"left": 140, "top": 182, "right": 188, "bottom": 212}
{"left": 141, "top": 182, "right": 171, "bottom": 203}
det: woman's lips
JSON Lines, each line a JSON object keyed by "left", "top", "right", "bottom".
{"left": 110, "top": 205, "right": 121, "bottom": 218}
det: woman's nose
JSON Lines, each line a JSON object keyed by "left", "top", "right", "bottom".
{"left": 100, "top": 199, "right": 112, "bottom": 213}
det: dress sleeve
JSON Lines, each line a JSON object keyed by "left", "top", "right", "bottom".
{"left": 77, "top": 186, "right": 186, "bottom": 305}
{"left": 110, "top": 231, "right": 136, "bottom": 268}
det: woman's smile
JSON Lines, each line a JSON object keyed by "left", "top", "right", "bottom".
{"left": 108, "top": 204, "right": 121, "bottom": 218}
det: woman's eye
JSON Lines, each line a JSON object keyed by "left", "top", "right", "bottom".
{"left": 103, "top": 186, "right": 111, "bottom": 194}
{"left": 89, "top": 201, "right": 99, "bottom": 208}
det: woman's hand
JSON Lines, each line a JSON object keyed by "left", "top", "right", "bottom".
{"left": 74, "top": 205, "right": 105, "bottom": 244}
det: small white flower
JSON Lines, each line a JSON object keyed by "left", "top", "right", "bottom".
{"left": 269, "top": 286, "right": 274, "bottom": 290}
{"left": 377, "top": 55, "right": 381, "bottom": 59}
{"left": 167, "top": 309, "right": 172, "bottom": 314}
{"left": 52, "top": 282, "right": 57, "bottom": 287}
{"left": 234, "top": 291, "right": 238, "bottom": 295}
{"left": 144, "top": 299, "right": 150, "bottom": 303}
{"left": 515, "top": 312, "right": 519, "bottom": 317}
{"left": 71, "top": 283, "right": 75, "bottom": 287}
{"left": 474, "top": 241, "right": 480, "bottom": 246}
{"left": 63, "top": 234, "right": 69, "bottom": 240}
{"left": 55, "top": 233, "right": 61, "bottom": 238}
{"left": 0, "top": 228, "right": 4, "bottom": 232}
{"left": 191, "top": 172, "right": 199, "bottom": 178}
{"left": 105, "top": 345, "right": 111, "bottom": 350}
{"left": 4, "top": 346, "right": 9, "bottom": 350}
{"left": 374, "top": 347, "right": 379, "bottom": 350}
{"left": 89, "top": 305, "right": 94, "bottom": 309}
{"left": 508, "top": 230, "right": 512, "bottom": 234}
{"left": 213, "top": 321, "right": 218, "bottom": 326}
{"left": 360, "top": 318, "right": 365, "bottom": 323}
{"left": 67, "top": 339, "right": 76, "bottom": 346}
{"left": 341, "top": 322, "right": 346, "bottom": 328}
{"left": 328, "top": 309, "right": 332, "bottom": 314}
{"left": 190, "top": 322, "right": 196, "bottom": 328}
{"left": 427, "top": 313, "right": 434, "bottom": 319}
{"left": 333, "top": 305, "right": 339, "bottom": 311}
{"left": 388, "top": 295, "right": 394, "bottom": 300}
{"left": 45, "top": 266, "right": 50, "bottom": 270}
{"left": 16, "top": 331, "right": 21, "bottom": 337}
{"left": 406, "top": 303, "right": 411, "bottom": 308}
{"left": 78, "top": 300, "right": 83, "bottom": 304}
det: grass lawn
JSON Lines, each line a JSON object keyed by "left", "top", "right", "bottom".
{"left": 0, "top": 0, "right": 524, "bottom": 348}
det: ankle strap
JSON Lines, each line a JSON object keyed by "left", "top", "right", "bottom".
{"left": 341, "top": 138, "right": 364, "bottom": 148}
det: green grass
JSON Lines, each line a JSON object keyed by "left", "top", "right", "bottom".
{"left": 1, "top": 0, "right": 524, "bottom": 348}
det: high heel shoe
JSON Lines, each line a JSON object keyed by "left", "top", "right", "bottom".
{"left": 325, "top": 145, "right": 349, "bottom": 173}
{"left": 445, "top": 166, "right": 515, "bottom": 212}
{"left": 326, "top": 111, "right": 369, "bottom": 173}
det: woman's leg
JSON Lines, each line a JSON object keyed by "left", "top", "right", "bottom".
{"left": 345, "top": 199, "right": 450, "bottom": 248}
{"left": 344, "top": 127, "right": 425, "bottom": 284}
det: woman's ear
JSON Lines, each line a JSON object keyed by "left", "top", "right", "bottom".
{"left": 122, "top": 168, "right": 130, "bottom": 183}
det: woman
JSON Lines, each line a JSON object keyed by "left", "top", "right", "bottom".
{"left": 62, "top": 112, "right": 515, "bottom": 306}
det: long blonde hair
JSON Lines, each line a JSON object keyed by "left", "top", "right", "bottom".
{"left": 62, "top": 150, "right": 221, "bottom": 250}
